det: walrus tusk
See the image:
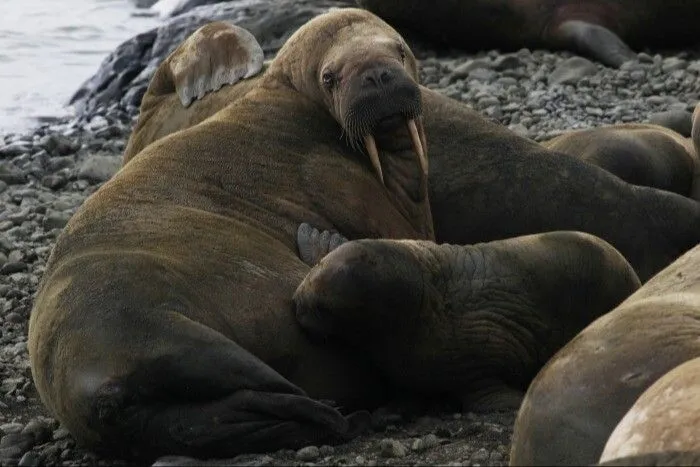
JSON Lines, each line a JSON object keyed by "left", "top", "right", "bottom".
{"left": 364, "top": 134, "right": 384, "bottom": 185}
{"left": 407, "top": 119, "right": 428, "bottom": 175}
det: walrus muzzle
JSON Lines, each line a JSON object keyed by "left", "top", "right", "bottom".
{"left": 342, "top": 62, "right": 427, "bottom": 185}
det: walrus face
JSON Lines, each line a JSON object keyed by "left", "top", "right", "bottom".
{"left": 319, "top": 26, "right": 427, "bottom": 192}
{"left": 270, "top": 9, "right": 428, "bottom": 201}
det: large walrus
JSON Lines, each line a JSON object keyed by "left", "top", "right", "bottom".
{"left": 29, "top": 8, "right": 643, "bottom": 462}
{"left": 122, "top": 14, "right": 700, "bottom": 284}
{"left": 29, "top": 10, "right": 438, "bottom": 461}
{"left": 356, "top": 0, "right": 700, "bottom": 68}
{"left": 509, "top": 240, "right": 700, "bottom": 466}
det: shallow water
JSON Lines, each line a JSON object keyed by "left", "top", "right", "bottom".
{"left": 0, "top": 0, "right": 160, "bottom": 136}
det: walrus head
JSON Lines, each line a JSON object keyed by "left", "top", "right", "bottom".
{"left": 268, "top": 9, "right": 428, "bottom": 201}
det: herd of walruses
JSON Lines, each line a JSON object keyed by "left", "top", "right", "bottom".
{"left": 26, "top": 1, "right": 700, "bottom": 465}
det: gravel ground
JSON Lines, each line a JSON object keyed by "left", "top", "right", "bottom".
{"left": 2, "top": 40, "right": 700, "bottom": 466}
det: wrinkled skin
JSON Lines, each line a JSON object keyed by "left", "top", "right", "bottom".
{"left": 294, "top": 230, "right": 640, "bottom": 411}
{"left": 29, "top": 10, "right": 435, "bottom": 461}
{"left": 543, "top": 123, "right": 700, "bottom": 199}
{"left": 356, "top": 0, "right": 700, "bottom": 68}
{"left": 511, "top": 242, "right": 700, "bottom": 466}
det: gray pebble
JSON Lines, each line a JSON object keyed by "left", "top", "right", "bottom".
{"left": 379, "top": 439, "right": 407, "bottom": 458}
{"left": 0, "top": 424, "right": 24, "bottom": 436}
{"left": 18, "top": 451, "right": 42, "bottom": 467}
{"left": 77, "top": 155, "right": 121, "bottom": 183}
{"left": 0, "top": 262, "right": 28, "bottom": 275}
{"left": 42, "top": 211, "right": 71, "bottom": 230}
{"left": 548, "top": 57, "right": 598, "bottom": 85}
{"left": 296, "top": 445, "right": 320, "bottom": 462}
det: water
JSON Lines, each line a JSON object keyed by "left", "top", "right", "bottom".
{"left": 0, "top": 0, "right": 161, "bottom": 136}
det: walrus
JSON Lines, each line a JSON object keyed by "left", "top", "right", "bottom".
{"left": 356, "top": 0, "right": 700, "bottom": 68}
{"left": 293, "top": 226, "right": 640, "bottom": 412}
{"left": 509, "top": 240, "right": 700, "bottom": 466}
{"left": 122, "top": 13, "right": 700, "bottom": 283}
{"left": 29, "top": 10, "right": 436, "bottom": 461}
{"left": 542, "top": 123, "right": 700, "bottom": 199}
{"left": 599, "top": 355, "right": 700, "bottom": 463}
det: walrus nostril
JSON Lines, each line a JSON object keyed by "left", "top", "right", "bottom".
{"left": 361, "top": 67, "right": 394, "bottom": 87}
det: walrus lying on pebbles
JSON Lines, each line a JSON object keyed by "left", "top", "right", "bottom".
{"left": 356, "top": 0, "right": 700, "bottom": 68}
{"left": 294, "top": 225, "right": 639, "bottom": 412}
{"left": 125, "top": 13, "right": 700, "bottom": 284}
{"left": 510, "top": 240, "right": 700, "bottom": 466}
{"left": 30, "top": 10, "right": 437, "bottom": 461}
{"left": 542, "top": 121, "right": 700, "bottom": 199}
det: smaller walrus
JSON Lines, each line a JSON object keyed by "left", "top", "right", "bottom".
{"left": 294, "top": 225, "right": 640, "bottom": 411}
{"left": 599, "top": 355, "right": 700, "bottom": 463}
{"left": 542, "top": 123, "right": 700, "bottom": 199}
{"left": 510, "top": 239, "right": 700, "bottom": 466}
{"left": 356, "top": 0, "right": 700, "bottom": 67}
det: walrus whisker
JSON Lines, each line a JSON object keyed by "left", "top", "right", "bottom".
{"left": 363, "top": 134, "right": 384, "bottom": 185}
{"left": 407, "top": 119, "right": 428, "bottom": 175}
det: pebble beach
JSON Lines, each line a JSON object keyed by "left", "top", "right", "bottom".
{"left": 1, "top": 1, "right": 700, "bottom": 465}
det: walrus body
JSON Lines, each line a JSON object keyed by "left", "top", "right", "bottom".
{"left": 510, "top": 242, "right": 700, "bottom": 466}
{"left": 29, "top": 11, "right": 435, "bottom": 460}
{"left": 356, "top": 0, "right": 700, "bottom": 67}
{"left": 600, "top": 356, "right": 700, "bottom": 463}
{"left": 542, "top": 124, "right": 700, "bottom": 198}
{"left": 294, "top": 230, "right": 639, "bottom": 411}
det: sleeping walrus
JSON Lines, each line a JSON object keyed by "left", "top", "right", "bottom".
{"left": 30, "top": 8, "right": 645, "bottom": 462}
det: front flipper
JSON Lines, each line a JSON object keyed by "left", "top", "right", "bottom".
{"left": 296, "top": 223, "right": 348, "bottom": 267}
{"left": 549, "top": 20, "right": 636, "bottom": 68}
{"left": 168, "top": 21, "right": 264, "bottom": 106}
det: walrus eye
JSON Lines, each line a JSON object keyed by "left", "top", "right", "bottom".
{"left": 322, "top": 71, "right": 336, "bottom": 90}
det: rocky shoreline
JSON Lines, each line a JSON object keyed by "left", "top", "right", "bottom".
{"left": 2, "top": 1, "right": 700, "bottom": 465}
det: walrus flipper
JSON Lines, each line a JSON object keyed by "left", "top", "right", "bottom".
{"left": 158, "top": 21, "right": 264, "bottom": 106}
{"left": 552, "top": 20, "right": 636, "bottom": 68}
{"left": 297, "top": 223, "right": 348, "bottom": 267}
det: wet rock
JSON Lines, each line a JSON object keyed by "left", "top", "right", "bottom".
{"left": 411, "top": 433, "right": 440, "bottom": 452}
{"left": 0, "top": 164, "right": 26, "bottom": 185}
{"left": 77, "top": 155, "right": 121, "bottom": 183}
{"left": 548, "top": 57, "right": 598, "bottom": 85}
{"left": 0, "top": 262, "right": 28, "bottom": 275}
{"left": 69, "top": 0, "right": 354, "bottom": 120}
{"left": 378, "top": 439, "right": 407, "bottom": 458}
{"left": 17, "top": 451, "right": 42, "bottom": 467}
{"left": 42, "top": 211, "right": 71, "bottom": 230}
{"left": 296, "top": 445, "right": 320, "bottom": 461}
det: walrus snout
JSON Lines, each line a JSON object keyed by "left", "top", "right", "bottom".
{"left": 342, "top": 62, "right": 428, "bottom": 186}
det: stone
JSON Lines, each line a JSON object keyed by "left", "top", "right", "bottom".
{"left": 77, "top": 155, "right": 121, "bottom": 183}
{"left": 296, "top": 446, "right": 320, "bottom": 462}
{"left": 548, "top": 57, "right": 598, "bottom": 85}
{"left": 379, "top": 439, "right": 407, "bottom": 458}
{"left": 648, "top": 109, "right": 693, "bottom": 137}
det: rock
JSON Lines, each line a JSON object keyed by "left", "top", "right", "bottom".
{"left": 411, "top": 433, "right": 439, "bottom": 452}
{"left": 0, "top": 163, "right": 26, "bottom": 185}
{"left": 77, "top": 155, "right": 121, "bottom": 183}
{"left": 0, "top": 424, "right": 23, "bottom": 436}
{"left": 0, "top": 262, "right": 28, "bottom": 275}
{"left": 0, "top": 433, "right": 35, "bottom": 453}
{"left": 648, "top": 109, "right": 693, "bottom": 137}
{"left": 451, "top": 59, "right": 494, "bottom": 80}
{"left": 379, "top": 439, "right": 407, "bottom": 458}
{"left": 42, "top": 211, "right": 71, "bottom": 230}
{"left": 69, "top": 0, "right": 355, "bottom": 120}
{"left": 0, "top": 141, "right": 32, "bottom": 158}
{"left": 17, "top": 451, "right": 42, "bottom": 467}
{"left": 296, "top": 445, "right": 320, "bottom": 461}
{"left": 152, "top": 0, "right": 228, "bottom": 17}
{"left": 548, "top": 57, "right": 598, "bottom": 85}
{"left": 38, "top": 134, "right": 78, "bottom": 156}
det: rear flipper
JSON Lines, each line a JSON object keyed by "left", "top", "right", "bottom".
{"left": 72, "top": 309, "right": 364, "bottom": 461}
{"left": 549, "top": 20, "right": 636, "bottom": 68}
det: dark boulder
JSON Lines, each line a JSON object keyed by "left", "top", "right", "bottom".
{"left": 69, "top": 0, "right": 354, "bottom": 121}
